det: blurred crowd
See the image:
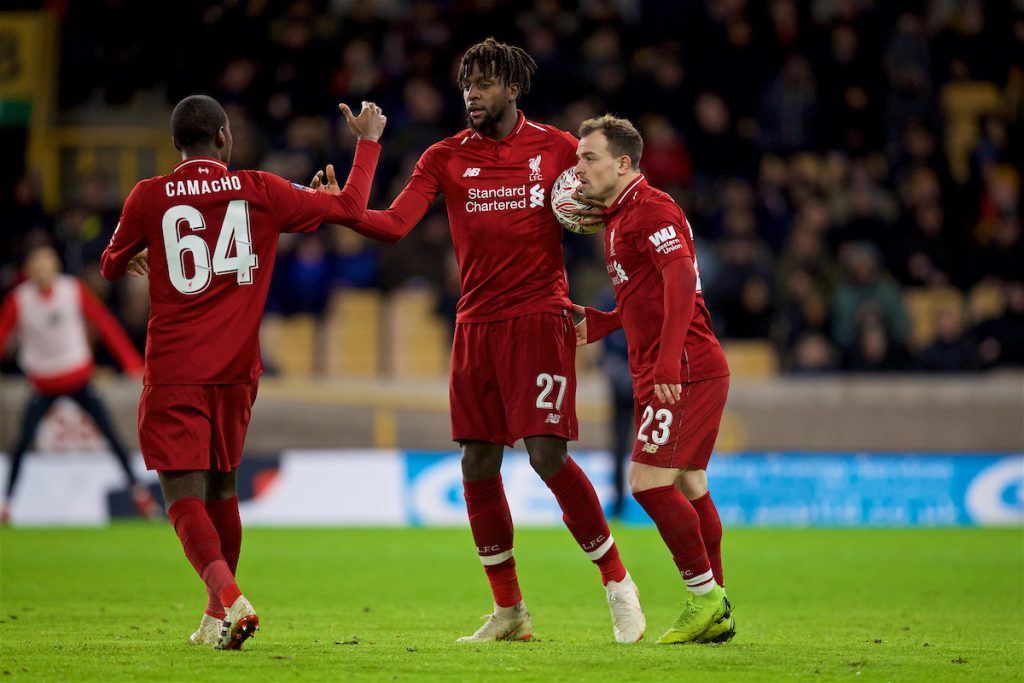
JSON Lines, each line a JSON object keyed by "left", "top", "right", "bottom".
{"left": 3, "top": 0, "right": 1022, "bottom": 374}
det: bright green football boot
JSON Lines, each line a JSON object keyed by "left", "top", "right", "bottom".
{"left": 695, "top": 594, "right": 736, "bottom": 644}
{"left": 656, "top": 584, "right": 730, "bottom": 644}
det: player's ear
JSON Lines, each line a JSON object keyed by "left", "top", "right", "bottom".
{"left": 172, "top": 136, "right": 182, "bottom": 152}
{"left": 507, "top": 80, "right": 520, "bottom": 101}
{"left": 215, "top": 127, "right": 227, "bottom": 150}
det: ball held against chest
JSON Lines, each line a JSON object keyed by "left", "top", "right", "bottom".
{"left": 550, "top": 168, "right": 604, "bottom": 235}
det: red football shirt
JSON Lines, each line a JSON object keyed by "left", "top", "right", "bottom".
{"left": 100, "top": 140, "right": 380, "bottom": 385}
{"left": 348, "top": 111, "right": 578, "bottom": 322}
{"left": 603, "top": 175, "right": 729, "bottom": 400}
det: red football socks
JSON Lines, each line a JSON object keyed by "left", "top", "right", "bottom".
{"left": 545, "top": 458, "right": 626, "bottom": 585}
{"left": 203, "top": 496, "right": 242, "bottom": 618}
{"left": 690, "top": 491, "right": 724, "bottom": 587}
{"left": 463, "top": 476, "right": 522, "bottom": 608}
{"left": 167, "top": 497, "right": 241, "bottom": 614}
{"left": 632, "top": 485, "right": 715, "bottom": 594}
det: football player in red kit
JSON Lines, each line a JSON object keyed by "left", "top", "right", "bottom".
{"left": 317, "top": 39, "right": 644, "bottom": 643}
{"left": 572, "top": 115, "right": 734, "bottom": 644}
{"left": 101, "top": 94, "right": 386, "bottom": 650}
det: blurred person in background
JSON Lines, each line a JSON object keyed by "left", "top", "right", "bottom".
{"left": 831, "top": 242, "right": 910, "bottom": 353}
{"left": 915, "top": 304, "right": 979, "bottom": 371}
{"left": 0, "top": 246, "right": 155, "bottom": 525}
{"left": 977, "top": 280, "right": 1024, "bottom": 368}
{"left": 326, "top": 37, "right": 645, "bottom": 645}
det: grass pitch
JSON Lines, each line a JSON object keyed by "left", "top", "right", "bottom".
{"left": 1, "top": 525, "right": 1021, "bottom": 682}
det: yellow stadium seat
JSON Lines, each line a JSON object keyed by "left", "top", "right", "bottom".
{"left": 967, "top": 281, "right": 1005, "bottom": 324}
{"left": 721, "top": 340, "right": 778, "bottom": 379}
{"left": 386, "top": 289, "right": 450, "bottom": 379}
{"left": 325, "top": 290, "right": 381, "bottom": 377}
{"left": 904, "top": 287, "right": 965, "bottom": 351}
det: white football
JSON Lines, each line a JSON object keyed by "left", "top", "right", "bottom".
{"left": 550, "top": 167, "right": 604, "bottom": 234}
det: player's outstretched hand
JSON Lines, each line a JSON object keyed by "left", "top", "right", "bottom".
{"left": 571, "top": 303, "right": 590, "bottom": 347}
{"left": 571, "top": 191, "right": 605, "bottom": 227}
{"left": 126, "top": 249, "right": 149, "bottom": 277}
{"left": 340, "top": 101, "right": 387, "bottom": 142}
{"left": 310, "top": 165, "right": 341, "bottom": 195}
{"left": 654, "top": 382, "right": 682, "bottom": 405}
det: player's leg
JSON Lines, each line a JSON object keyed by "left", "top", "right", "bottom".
{"left": 205, "top": 383, "right": 259, "bottom": 650}
{"left": 451, "top": 322, "right": 531, "bottom": 643}
{"left": 630, "top": 379, "right": 731, "bottom": 644}
{"left": 457, "top": 441, "right": 532, "bottom": 642}
{"left": 68, "top": 382, "right": 158, "bottom": 519}
{"left": 526, "top": 434, "right": 645, "bottom": 643}
{"left": 160, "top": 470, "right": 243, "bottom": 622}
{"left": 198, "top": 469, "right": 240, "bottom": 624}
{"left": 2, "top": 392, "right": 57, "bottom": 523}
{"left": 677, "top": 469, "right": 724, "bottom": 588}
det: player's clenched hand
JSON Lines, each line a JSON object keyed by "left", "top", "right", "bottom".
{"left": 340, "top": 101, "right": 387, "bottom": 142}
{"left": 571, "top": 303, "right": 590, "bottom": 347}
{"left": 654, "top": 383, "right": 682, "bottom": 405}
{"left": 310, "top": 165, "right": 341, "bottom": 195}
{"left": 570, "top": 191, "right": 605, "bottom": 227}
{"left": 126, "top": 249, "right": 149, "bottom": 277}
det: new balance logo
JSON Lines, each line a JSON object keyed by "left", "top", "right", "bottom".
{"left": 529, "top": 183, "right": 545, "bottom": 208}
{"left": 528, "top": 154, "right": 543, "bottom": 181}
{"left": 545, "top": 413, "right": 561, "bottom": 424}
{"left": 642, "top": 443, "right": 659, "bottom": 454}
{"left": 648, "top": 225, "right": 677, "bottom": 247}
{"left": 463, "top": 167, "right": 481, "bottom": 177}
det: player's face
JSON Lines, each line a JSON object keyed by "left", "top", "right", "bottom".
{"left": 575, "top": 132, "right": 623, "bottom": 203}
{"left": 462, "top": 64, "right": 515, "bottom": 136}
{"left": 26, "top": 248, "right": 60, "bottom": 290}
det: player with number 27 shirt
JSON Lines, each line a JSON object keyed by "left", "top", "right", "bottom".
{"left": 572, "top": 115, "right": 734, "bottom": 645}
{"left": 100, "top": 94, "right": 386, "bottom": 651}
{"left": 333, "top": 39, "right": 644, "bottom": 645}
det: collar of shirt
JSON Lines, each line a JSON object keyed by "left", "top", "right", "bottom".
{"left": 467, "top": 110, "right": 527, "bottom": 147}
{"left": 174, "top": 156, "right": 229, "bottom": 172}
{"left": 605, "top": 174, "right": 648, "bottom": 218}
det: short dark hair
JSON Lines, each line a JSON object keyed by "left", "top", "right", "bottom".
{"left": 457, "top": 37, "right": 536, "bottom": 96}
{"left": 578, "top": 114, "right": 643, "bottom": 169}
{"left": 170, "top": 95, "right": 227, "bottom": 149}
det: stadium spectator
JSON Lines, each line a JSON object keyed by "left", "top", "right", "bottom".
{"left": 915, "top": 305, "right": 980, "bottom": 371}
{"left": 831, "top": 242, "right": 910, "bottom": 352}
{"left": 0, "top": 246, "right": 156, "bottom": 525}
{"left": 977, "top": 280, "right": 1024, "bottom": 368}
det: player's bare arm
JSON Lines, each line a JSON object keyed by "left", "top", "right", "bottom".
{"left": 654, "top": 382, "right": 683, "bottom": 406}
{"left": 126, "top": 249, "right": 149, "bottom": 277}
{"left": 572, "top": 304, "right": 590, "bottom": 347}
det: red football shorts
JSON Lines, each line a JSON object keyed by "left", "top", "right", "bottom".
{"left": 450, "top": 311, "right": 578, "bottom": 447}
{"left": 138, "top": 381, "right": 258, "bottom": 472}
{"left": 630, "top": 376, "right": 729, "bottom": 470}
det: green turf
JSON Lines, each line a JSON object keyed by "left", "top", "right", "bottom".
{"left": 1, "top": 525, "right": 1021, "bottom": 682}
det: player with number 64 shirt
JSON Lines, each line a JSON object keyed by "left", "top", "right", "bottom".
{"left": 100, "top": 94, "right": 386, "bottom": 651}
{"left": 572, "top": 115, "right": 734, "bottom": 645}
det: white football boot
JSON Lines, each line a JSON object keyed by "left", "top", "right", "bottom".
{"left": 605, "top": 571, "right": 646, "bottom": 643}
{"left": 214, "top": 595, "right": 260, "bottom": 650}
{"left": 456, "top": 602, "right": 533, "bottom": 643}
{"left": 188, "top": 613, "right": 223, "bottom": 645}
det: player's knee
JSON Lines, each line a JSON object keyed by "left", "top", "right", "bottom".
{"left": 676, "top": 469, "right": 709, "bottom": 500}
{"left": 527, "top": 447, "right": 567, "bottom": 480}
{"left": 629, "top": 463, "right": 677, "bottom": 494}
{"left": 460, "top": 443, "right": 503, "bottom": 480}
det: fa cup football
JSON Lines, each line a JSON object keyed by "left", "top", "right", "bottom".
{"left": 550, "top": 168, "right": 604, "bottom": 234}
